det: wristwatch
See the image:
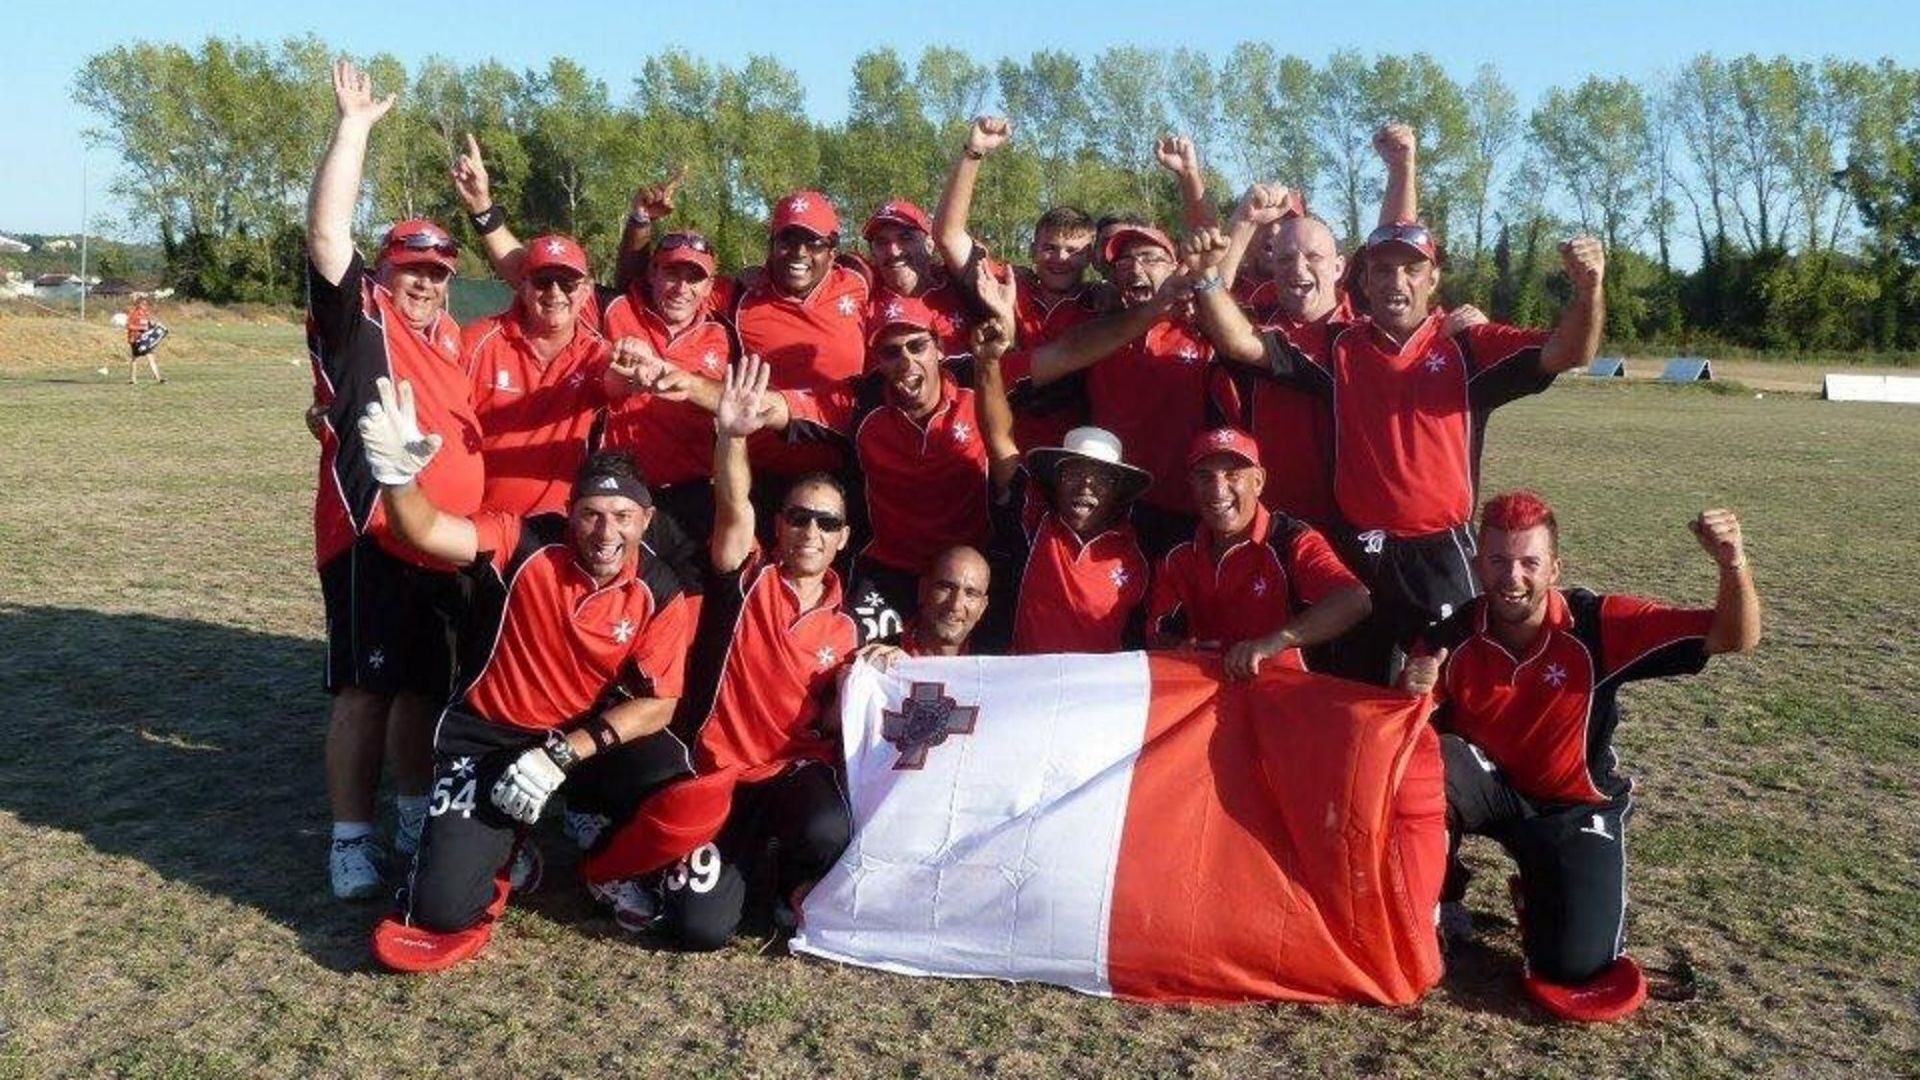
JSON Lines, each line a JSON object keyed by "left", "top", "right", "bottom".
{"left": 1191, "top": 274, "right": 1224, "bottom": 294}
{"left": 626, "top": 211, "right": 652, "bottom": 230}
{"left": 543, "top": 730, "right": 580, "bottom": 772}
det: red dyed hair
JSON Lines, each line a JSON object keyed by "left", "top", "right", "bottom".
{"left": 1479, "top": 489, "right": 1559, "bottom": 550}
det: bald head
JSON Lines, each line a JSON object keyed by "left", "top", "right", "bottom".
{"left": 1270, "top": 216, "right": 1345, "bottom": 323}
{"left": 916, "top": 545, "right": 991, "bottom": 652}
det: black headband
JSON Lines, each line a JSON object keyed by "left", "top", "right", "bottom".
{"left": 572, "top": 469, "right": 653, "bottom": 508}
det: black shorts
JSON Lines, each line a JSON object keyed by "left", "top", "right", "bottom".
{"left": 1441, "top": 734, "right": 1632, "bottom": 984}
{"left": 319, "top": 535, "right": 462, "bottom": 698}
{"left": 1323, "top": 523, "right": 1480, "bottom": 686}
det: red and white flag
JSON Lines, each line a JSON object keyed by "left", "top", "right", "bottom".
{"left": 791, "top": 652, "right": 1447, "bottom": 1005}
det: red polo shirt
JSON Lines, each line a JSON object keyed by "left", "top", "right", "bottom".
{"left": 455, "top": 513, "right": 695, "bottom": 732}
{"left": 1425, "top": 588, "right": 1714, "bottom": 805}
{"left": 1052, "top": 313, "right": 1214, "bottom": 516}
{"left": 994, "top": 468, "right": 1150, "bottom": 654}
{"left": 462, "top": 304, "right": 611, "bottom": 518}
{"left": 966, "top": 253, "right": 1098, "bottom": 453}
{"left": 1262, "top": 313, "right": 1553, "bottom": 536}
{"left": 1147, "top": 504, "right": 1359, "bottom": 669}
{"left": 308, "top": 253, "right": 483, "bottom": 571}
{"left": 731, "top": 261, "right": 870, "bottom": 477}
{"left": 599, "top": 290, "right": 738, "bottom": 490}
{"left": 782, "top": 358, "right": 993, "bottom": 575}
{"left": 675, "top": 551, "right": 859, "bottom": 779}
{"left": 1213, "top": 312, "right": 1339, "bottom": 527}
{"left": 870, "top": 275, "right": 978, "bottom": 357}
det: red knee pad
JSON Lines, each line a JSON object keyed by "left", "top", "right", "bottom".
{"left": 372, "top": 877, "right": 511, "bottom": 974}
{"left": 1509, "top": 874, "right": 1648, "bottom": 1022}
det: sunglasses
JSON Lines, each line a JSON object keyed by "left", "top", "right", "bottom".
{"left": 529, "top": 273, "right": 584, "bottom": 292}
{"left": 387, "top": 231, "right": 459, "bottom": 257}
{"left": 1365, "top": 223, "right": 1435, "bottom": 251}
{"left": 873, "top": 335, "right": 935, "bottom": 362}
{"left": 658, "top": 232, "right": 713, "bottom": 255}
{"left": 773, "top": 231, "right": 834, "bottom": 254}
{"left": 780, "top": 505, "right": 847, "bottom": 533}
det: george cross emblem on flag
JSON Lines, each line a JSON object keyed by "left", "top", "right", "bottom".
{"left": 612, "top": 618, "right": 635, "bottom": 644}
{"left": 882, "top": 681, "right": 980, "bottom": 770}
{"left": 1543, "top": 663, "right": 1568, "bottom": 688}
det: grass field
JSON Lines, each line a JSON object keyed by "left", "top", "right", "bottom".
{"left": 0, "top": 317, "right": 1916, "bottom": 1079}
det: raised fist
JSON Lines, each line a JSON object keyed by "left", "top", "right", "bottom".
{"left": 1154, "top": 135, "right": 1201, "bottom": 178}
{"left": 967, "top": 116, "right": 1012, "bottom": 156}
{"left": 1181, "top": 227, "right": 1231, "bottom": 276}
{"left": 1373, "top": 123, "right": 1416, "bottom": 167}
{"left": 1560, "top": 235, "right": 1605, "bottom": 290}
{"left": 1237, "top": 183, "right": 1298, "bottom": 227}
{"left": 1689, "top": 509, "right": 1747, "bottom": 570}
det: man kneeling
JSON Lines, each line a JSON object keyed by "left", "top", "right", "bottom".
{"left": 1403, "top": 490, "right": 1760, "bottom": 1020}
{"left": 357, "top": 378, "right": 697, "bottom": 972}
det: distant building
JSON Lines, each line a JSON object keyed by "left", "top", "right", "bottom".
{"left": 0, "top": 234, "right": 28, "bottom": 254}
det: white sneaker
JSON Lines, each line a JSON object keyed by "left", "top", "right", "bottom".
{"left": 563, "top": 809, "right": 612, "bottom": 850}
{"left": 1439, "top": 901, "right": 1476, "bottom": 948}
{"left": 508, "top": 843, "right": 544, "bottom": 894}
{"left": 329, "top": 836, "right": 384, "bottom": 900}
{"left": 589, "top": 877, "right": 660, "bottom": 933}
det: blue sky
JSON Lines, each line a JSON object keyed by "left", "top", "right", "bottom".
{"left": 7, "top": 0, "right": 1914, "bottom": 238}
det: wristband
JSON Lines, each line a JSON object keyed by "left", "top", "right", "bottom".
{"left": 469, "top": 205, "right": 505, "bottom": 236}
{"left": 542, "top": 729, "right": 580, "bottom": 772}
{"left": 963, "top": 148, "right": 985, "bottom": 161}
{"left": 582, "top": 714, "right": 621, "bottom": 754}
{"left": 626, "top": 212, "right": 652, "bottom": 230}
{"left": 1191, "top": 274, "right": 1224, "bottom": 295}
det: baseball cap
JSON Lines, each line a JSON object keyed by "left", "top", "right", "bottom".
{"left": 1364, "top": 221, "right": 1441, "bottom": 264}
{"left": 771, "top": 190, "right": 841, "bottom": 239}
{"left": 1186, "top": 427, "right": 1262, "bottom": 470}
{"left": 863, "top": 199, "right": 932, "bottom": 240}
{"left": 653, "top": 231, "right": 717, "bottom": 277}
{"left": 1101, "top": 224, "right": 1176, "bottom": 267}
{"left": 379, "top": 219, "right": 459, "bottom": 273}
{"left": 523, "top": 234, "right": 589, "bottom": 278}
{"left": 866, "top": 295, "right": 939, "bottom": 346}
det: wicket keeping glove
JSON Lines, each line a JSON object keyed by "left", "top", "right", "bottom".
{"left": 358, "top": 376, "right": 442, "bottom": 486}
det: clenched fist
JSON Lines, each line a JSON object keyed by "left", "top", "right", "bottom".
{"left": 1689, "top": 509, "right": 1747, "bottom": 570}
{"left": 1560, "top": 236, "right": 1605, "bottom": 291}
{"left": 1181, "top": 227, "right": 1231, "bottom": 276}
{"left": 1154, "top": 135, "right": 1201, "bottom": 178}
{"left": 967, "top": 116, "right": 1012, "bottom": 156}
{"left": 1373, "top": 123, "right": 1417, "bottom": 167}
{"left": 1237, "top": 183, "right": 1300, "bottom": 227}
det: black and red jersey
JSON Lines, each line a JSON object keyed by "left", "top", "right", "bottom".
{"left": 462, "top": 304, "right": 611, "bottom": 518}
{"left": 1147, "top": 503, "right": 1360, "bottom": 670}
{"left": 730, "top": 260, "right": 871, "bottom": 478}
{"left": 308, "top": 253, "right": 482, "bottom": 571}
{"left": 673, "top": 550, "right": 860, "bottom": 779}
{"left": 452, "top": 513, "right": 697, "bottom": 733}
{"left": 1211, "top": 312, "right": 1340, "bottom": 527}
{"left": 991, "top": 467, "right": 1150, "bottom": 655}
{"left": 1424, "top": 588, "right": 1714, "bottom": 805}
{"left": 1259, "top": 313, "right": 1553, "bottom": 536}
{"left": 782, "top": 356, "right": 993, "bottom": 576}
{"left": 964, "top": 252, "right": 1098, "bottom": 453}
{"left": 598, "top": 290, "right": 739, "bottom": 490}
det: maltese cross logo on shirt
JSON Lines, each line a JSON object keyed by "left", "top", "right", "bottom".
{"left": 367, "top": 648, "right": 386, "bottom": 670}
{"left": 1423, "top": 354, "right": 1450, "bottom": 373}
{"left": 612, "top": 618, "right": 635, "bottom": 644}
{"left": 496, "top": 370, "right": 513, "bottom": 390}
{"left": 701, "top": 351, "right": 722, "bottom": 372}
{"left": 837, "top": 296, "right": 859, "bottom": 318}
{"left": 815, "top": 645, "right": 839, "bottom": 669}
{"left": 951, "top": 422, "right": 972, "bottom": 443}
{"left": 1251, "top": 578, "right": 1268, "bottom": 596}
{"left": 452, "top": 756, "right": 475, "bottom": 779}
{"left": 1110, "top": 566, "right": 1131, "bottom": 589}
{"left": 1175, "top": 344, "right": 1201, "bottom": 365}
{"left": 1543, "top": 663, "right": 1568, "bottom": 688}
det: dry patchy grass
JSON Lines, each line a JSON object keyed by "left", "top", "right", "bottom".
{"left": 0, "top": 345, "right": 1915, "bottom": 1079}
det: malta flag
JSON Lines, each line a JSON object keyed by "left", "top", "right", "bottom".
{"left": 791, "top": 652, "right": 1447, "bottom": 1006}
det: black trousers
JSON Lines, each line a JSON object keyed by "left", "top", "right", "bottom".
{"left": 403, "top": 709, "right": 690, "bottom": 932}
{"left": 1441, "top": 734, "right": 1632, "bottom": 984}
{"left": 658, "top": 761, "right": 852, "bottom": 952}
{"left": 1326, "top": 523, "right": 1480, "bottom": 687}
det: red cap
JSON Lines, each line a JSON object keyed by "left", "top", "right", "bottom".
{"left": 522, "top": 234, "right": 589, "bottom": 278}
{"left": 866, "top": 294, "right": 940, "bottom": 345}
{"left": 771, "top": 189, "right": 841, "bottom": 239}
{"left": 653, "top": 231, "right": 717, "bottom": 277}
{"left": 863, "top": 199, "right": 932, "bottom": 241}
{"left": 379, "top": 218, "right": 459, "bottom": 272}
{"left": 1364, "top": 220, "right": 1441, "bottom": 263}
{"left": 1186, "top": 427, "right": 1262, "bottom": 470}
{"left": 1102, "top": 224, "right": 1176, "bottom": 266}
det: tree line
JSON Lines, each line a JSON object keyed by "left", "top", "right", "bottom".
{"left": 74, "top": 38, "right": 1920, "bottom": 356}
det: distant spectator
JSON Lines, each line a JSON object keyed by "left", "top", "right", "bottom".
{"left": 125, "top": 297, "right": 167, "bottom": 384}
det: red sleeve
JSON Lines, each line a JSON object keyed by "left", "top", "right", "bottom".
{"left": 1597, "top": 595, "right": 1713, "bottom": 682}
{"left": 1146, "top": 549, "right": 1193, "bottom": 640}
{"left": 780, "top": 382, "right": 858, "bottom": 436}
{"left": 1462, "top": 322, "right": 1550, "bottom": 377}
{"left": 999, "top": 346, "right": 1039, "bottom": 389}
{"left": 471, "top": 511, "right": 524, "bottom": 576}
{"left": 1286, "top": 525, "right": 1363, "bottom": 605}
{"left": 704, "top": 276, "right": 739, "bottom": 318}
{"left": 630, "top": 591, "right": 697, "bottom": 699}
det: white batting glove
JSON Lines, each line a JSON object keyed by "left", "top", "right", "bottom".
{"left": 490, "top": 747, "right": 567, "bottom": 824}
{"left": 358, "top": 376, "right": 442, "bottom": 486}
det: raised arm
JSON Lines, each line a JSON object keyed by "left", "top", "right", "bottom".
{"left": 1538, "top": 237, "right": 1606, "bottom": 374}
{"left": 613, "top": 166, "right": 687, "bottom": 294}
{"left": 970, "top": 262, "right": 1022, "bottom": 495}
{"left": 1374, "top": 123, "right": 1418, "bottom": 228}
{"left": 359, "top": 377, "right": 479, "bottom": 565}
{"left": 451, "top": 132, "right": 526, "bottom": 285}
{"left": 1182, "top": 228, "right": 1267, "bottom": 367}
{"left": 710, "top": 355, "right": 773, "bottom": 574}
{"left": 1216, "top": 183, "right": 1295, "bottom": 291}
{"left": 1155, "top": 136, "right": 1217, "bottom": 233}
{"left": 308, "top": 60, "right": 394, "bottom": 286}
{"left": 1691, "top": 509, "right": 1762, "bottom": 655}
{"left": 932, "top": 116, "right": 1010, "bottom": 275}
{"left": 1027, "top": 275, "right": 1189, "bottom": 386}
